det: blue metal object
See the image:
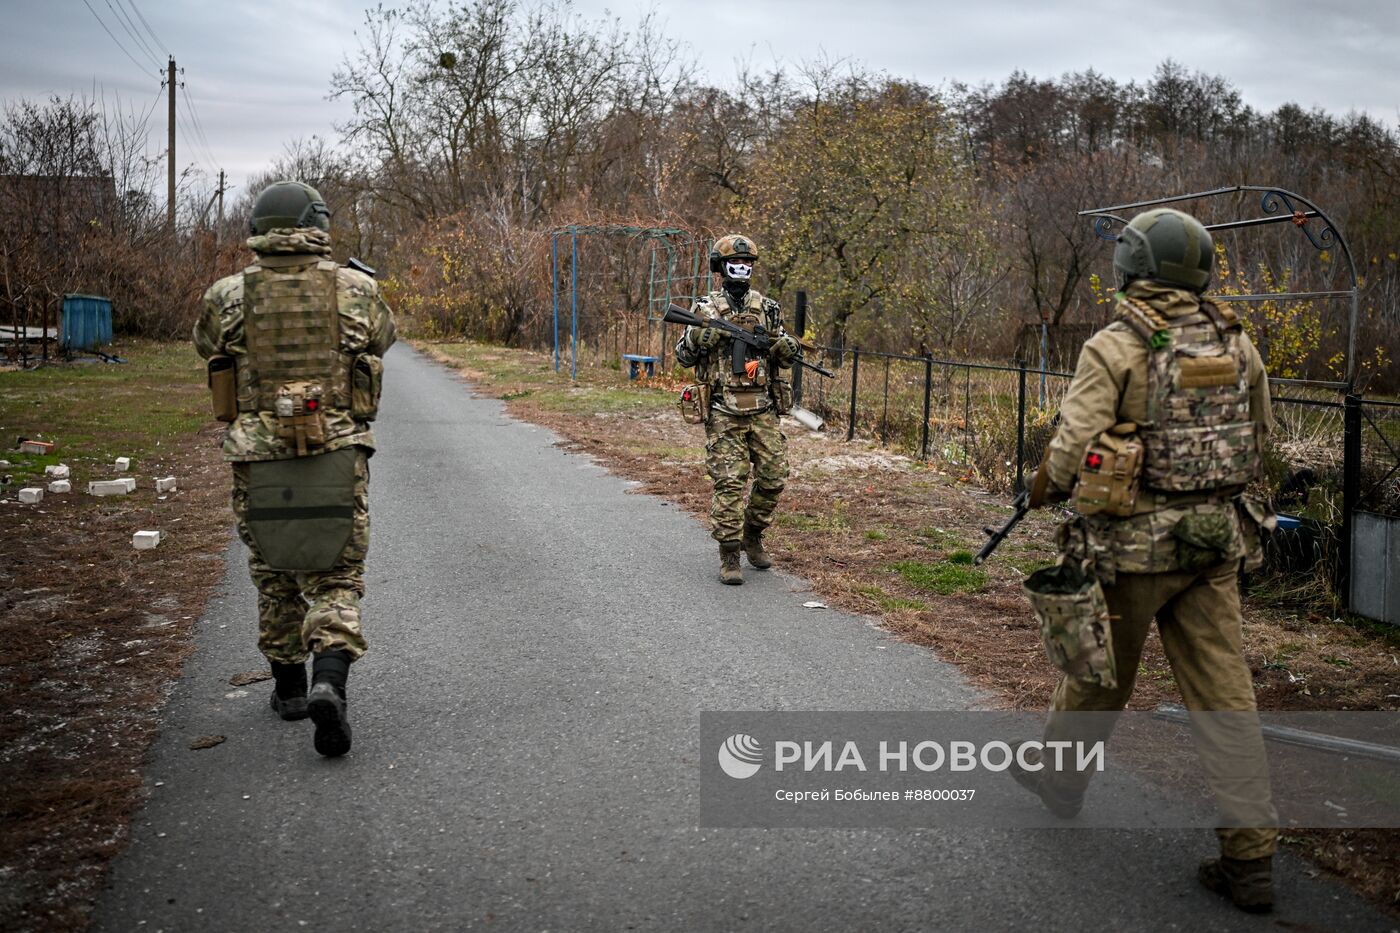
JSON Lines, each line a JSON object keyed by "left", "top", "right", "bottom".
{"left": 622, "top": 353, "right": 657, "bottom": 380}
{"left": 61, "top": 294, "right": 113, "bottom": 351}
{"left": 570, "top": 230, "right": 578, "bottom": 382}
{"left": 552, "top": 236, "right": 560, "bottom": 373}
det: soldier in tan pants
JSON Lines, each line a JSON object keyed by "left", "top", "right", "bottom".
{"left": 1013, "top": 208, "right": 1278, "bottom": 912}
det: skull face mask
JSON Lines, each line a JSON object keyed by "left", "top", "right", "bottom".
{"left": 724, "top": 260, "right": 753, "bottom": 282}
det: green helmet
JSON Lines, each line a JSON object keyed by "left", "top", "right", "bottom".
{"left": 1112, "top": 208, "right": 1213, "bottom": 292}
{"left": 249, "top": 180, "right": 331, "bottom": 235}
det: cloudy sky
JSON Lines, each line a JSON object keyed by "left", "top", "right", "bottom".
{"left": 2, "top": 0, "right": 1397, "bottom": 200}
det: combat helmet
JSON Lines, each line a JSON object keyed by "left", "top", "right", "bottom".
{"left": 249, "top": 180, "right": 331, "bottom": 235}
{"left": 710, "top": 233, "right": 759, "bottom": 284}
{"left": 1113, "top": 208, "right": 1213, "bottom": 292}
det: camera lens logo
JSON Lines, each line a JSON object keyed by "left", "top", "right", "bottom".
{"left": 718, "top": 733, "right": 763, "bottom": 779}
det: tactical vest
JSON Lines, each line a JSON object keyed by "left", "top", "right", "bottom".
{"left": 694, "top": 290, "right": 782, "bottom": 411}
{"left": 1116, "top": 294, "right": 1260, "bottom": 493}
{"left": 237, "top": 258, "right": 351, "bottom": 413}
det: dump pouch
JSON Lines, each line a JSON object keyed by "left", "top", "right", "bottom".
{"left": 1023, "top": 562, "right": 1117, "bottom": 689}
{"left": 1235, "top": 494, "right": 1277, "bottom": 572}
{"left": 679, "top": 383, "right": 711, "bottom": 425}
{"left": 245, "top": 448, "right": 358, "bottom": 571}
{"left": 208, "top": 356, "right": 237, "bottom": 423}
{"left": 351, "top": 354, "right": 384, "bottom": 421}
{"left": 1072, "top": 423, "right": 1143, "bottom": 517}
{"left": 1172, "top": 510, "right": 1237, "bottom": 573}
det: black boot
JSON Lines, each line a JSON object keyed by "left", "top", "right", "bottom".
{"left": 268, "top": 660, "right": 309, "bottom": 721}
{"left": 1198, "top": 855, "right": 1273, "bottom": 913}
{"left": 1007, "top": 741, "right": 1084, "bottom": 819}
{"left": 307, "top": 650, "right": 353, "bottom": 757}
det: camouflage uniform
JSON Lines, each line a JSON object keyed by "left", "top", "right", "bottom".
{"left": 194, "top": 227, "right": 396, "bottom": 664}
{"left": 674, "top": 288, "right": 793, "bottom": 545}
{"left": 1037, "top": 278, "right": 1277, "bottom": 860}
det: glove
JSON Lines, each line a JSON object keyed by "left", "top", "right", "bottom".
{"left": 771, "top": 334, "right": 800, "bottom": 364}
{"left": 689, "top": 325, "right": 721, "bottom": 351}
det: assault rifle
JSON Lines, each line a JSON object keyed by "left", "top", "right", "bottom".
{"left": 973, "top": 489, "right": 1030, "bottom": 565}
{"left": 664, "top": 303, "right": 835, "bottom": 379}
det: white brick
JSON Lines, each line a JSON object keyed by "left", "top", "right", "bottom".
{"left": 115, "top": 457, "right": 131, "bottom": 471}
{"left": 132, "top": 530, "right": 162, "bottom": 549}
{"left": 88, "top": 480, "right": 131, "bottom": 496}
{"left": 44, "top": 463, "right": 70, "bottom": 478}
{"left": 155, "top": 475, "right": 177, "bottom": 493}
{"left": 47, "top": 480, "right": 71, "bottom": 493}
{"left": 18, "top": 487, "right": 44, "bottom": 504}
{"left": 121, "top": 477, "right": 137, "bottom": 492}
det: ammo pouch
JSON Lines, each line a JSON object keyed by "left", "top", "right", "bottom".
{"left": 1172, "top": 510, "right": 1236, "bottom": 573}
{"left": 679, "top": 383, "right": 711, "bottom": 425}
{"left": 245, "top": 448, "right": 358, "bottom": 572}
{"left": 724, "top": 386, "right": 766, "bottom": 413}
{"left": 1024, "top": 562, "right": 1117, "bottom": 689}
{"left": 1072, "top": 423, "right": 1142, "bottom": 517}
{"left": 208, "top": 356, "right": 237, "bottom": 423}
{"left": 770, "top": 377, "right": 794, "bottom": 415}
{"left": 351, "top": 354, "right": 384, "bottom": 421}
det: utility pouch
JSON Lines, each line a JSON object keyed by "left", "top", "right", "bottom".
{"left": 1073, "top": 423, "right": 1143, "bottom": 517}
{"left": 725, "top": 387, "right": 765, "bottom": 413}
{"left": 1023, "top": 562, "right": 1117, "bottom": 689}
{"left": 245, "top": 448, "right": 357, "bottom": 571}
{"left": 1172, "top": 510, "right": 1236, "bottom": 573}
{"left": 351, "top": 354, "right": 384, "bottom": 421}
{"left": 770, "top": 378, "right": 794, "bottom": 415}
{"left": 275, "top": 382, "right": 329, "bottom": 457}
{"left": 1235, "top": 494, "right": 1277, "bottom": 572}
{"left": 208, "top": 356, "right": 237, "bottom": 423}
{"left": 679, "top": 383, "right": 711, "bottom": 425}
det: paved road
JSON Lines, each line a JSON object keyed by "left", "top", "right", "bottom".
{"left": 96, "top": 345, "right": 1394, "bottom": 932}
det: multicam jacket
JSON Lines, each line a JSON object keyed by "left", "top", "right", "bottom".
{"left": 1044, "top": 280, "right": 1274, "bottom": 577}
{"left": 194, "top": 228, "right": 397, "bottom": 462}
{"left": 673, "top": 288, "right": 788, "bottom": 417}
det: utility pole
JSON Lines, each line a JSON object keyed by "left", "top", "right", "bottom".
{"left": 216, "top": 169, "right": 226, "bottom": 245}
{"left": 166, "top": 56, "right": 176, "bottom": 232}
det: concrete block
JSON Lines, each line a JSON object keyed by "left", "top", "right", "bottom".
{"left": 45, "top": 463, "right": 70, "bottom": 479}
{"left": 115, "top": 457, "right": 131, "bottom": 471}
{"left": 18, "top": 439, "right": 53, "bottom": 455}
{"left": 132, "top": 530, "right": 162, "bottom": 550}
{"left": 88, "top": 480, "right": 131, "bottom": 496}
{"left": 18, "top": 487, "right": 43, "bottom": 504}
{"left": 122, "top": 477, "right": 136, "bottom": 492}
{"left": 155, "top": 475, "right": 177, "bottom": 493}
{"left": 47, "top": 480, "right": 71, "bottom": 493}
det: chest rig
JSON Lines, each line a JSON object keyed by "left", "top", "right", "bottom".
{"left": 696, "top": 290, "right": 780, "bottom": 412}
{"left": 239, "top": 258, "right": 351, "bottom": 454}
{"left": 1116, "top": 293, "right": 1260, "bottom": 493}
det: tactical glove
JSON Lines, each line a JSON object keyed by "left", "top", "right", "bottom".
{"left": 689, "top": 325, "right": 722, "bottom": 351}
{"left": 771, "top": 334, "right": 801, "bottom": 364}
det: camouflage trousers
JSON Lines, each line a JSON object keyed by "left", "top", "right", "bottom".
{"left": 230, "top": 450, "right": 371, "bottom": 664}
{"left": 705, "top": 407, "right": 789, "bottom": 544}
{"left": 1043, "top": 561, "right": 1278, "bottom": 860}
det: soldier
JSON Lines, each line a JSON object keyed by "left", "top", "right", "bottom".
{"left": 1011, "top": 208, "right": 1279, "bottom": 912}
{"left": 674, "top": 234, "right": 801, "bottom": 584}
{"left": 194, "top": 180, "right": 395, "bottom": 758}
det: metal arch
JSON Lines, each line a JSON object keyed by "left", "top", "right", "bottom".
{"left": 1079, "top": 185, "right": 1361, "bottom": 389}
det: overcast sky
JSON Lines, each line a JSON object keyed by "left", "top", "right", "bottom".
{"left": 2, "top": 0, "right": 1397, "bottom": 201}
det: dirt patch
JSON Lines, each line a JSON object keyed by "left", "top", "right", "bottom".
{"left": 419, "top": 338, "right": 1400, "bottom": 911}
{"left": 0, "top": 345, "right": 230, "bottom": 932}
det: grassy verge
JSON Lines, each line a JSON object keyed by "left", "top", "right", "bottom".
{"left": 417, "top": 336, "right": 1400, "bottom": 912}
{"left": 0, "top": 342, "right": 229, "bottom": 932}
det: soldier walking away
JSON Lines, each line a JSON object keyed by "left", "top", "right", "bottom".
{"left": 674, "top": 234, "right": 801, "bottom": 584}
{"left": 194, "top": 181, "right": 396, "bottom": 757}
{"left": 1011, "top": 208, "right": 1279, "bottom": 912}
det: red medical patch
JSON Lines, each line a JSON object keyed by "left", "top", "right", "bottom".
{"left": 1084, "top": 451, "right": 1104, "bottom": 471}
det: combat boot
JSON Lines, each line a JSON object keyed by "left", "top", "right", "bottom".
{"left": 268, "top": 660, "right": 309, "bottom": 721}
{"left": 719, "top": 542, "right": 744, "bottom": 585}
{"left": 1007, "top": 741, "right": 1083, "bottom": 819}
{"left": 307, "top": 649, "right": 353, "bottom": 757}
{"left": 1198, "top": 855, "right": 1273, "bottom": 913}
{"left": 742, "top": 523, "right": 773, "bottom": 570}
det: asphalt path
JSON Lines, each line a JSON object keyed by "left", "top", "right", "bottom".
{"left": 95, "top": 344, "right": 1394, "bottom": 932}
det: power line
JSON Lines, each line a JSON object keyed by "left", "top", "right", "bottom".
{"left": 125, "top": 0, "right": 168, "bottom": 56}
{"left": 180, "top": 82, "right": 219, "bottom": 170}
{"left": 81, "top": 0, "right": 159, "bottom": 79}
{"left": 105, "top": 0, "right": 162, "bottom": 68}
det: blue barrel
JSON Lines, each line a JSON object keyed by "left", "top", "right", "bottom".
{"left": 62, "top": 294, "right": 113, "bottom": 350}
